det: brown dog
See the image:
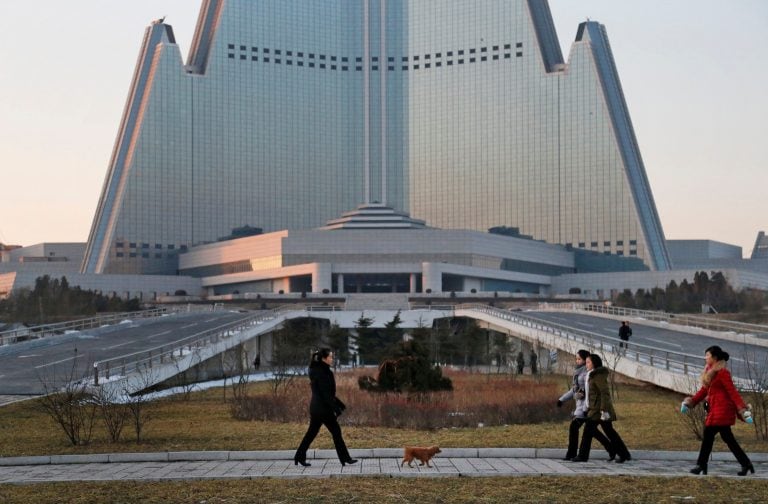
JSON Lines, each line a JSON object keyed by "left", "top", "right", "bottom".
{"left": 401, "top": 446, "right": 441, "bottom": 468}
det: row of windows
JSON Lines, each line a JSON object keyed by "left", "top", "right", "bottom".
{"left": 115, "top": 242, "right": 188, "bottom": 251}
{"left": 228, "top": 52, "right": 523, "bottom": 69}
{"left": 116, "top": 252, "right": 172, "bottom": 259}
{"left": 567, "top": 240, "right": 638, "bottom": 248}
{"left": 226, "top": 42, "right": 524, "bottom": 70}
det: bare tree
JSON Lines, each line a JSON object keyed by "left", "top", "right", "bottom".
{"left": 122, "top": 363, "right": 158, "bottom": 444}
{"left": 172, "top": 347, "right": 203, "bottom": 402}
{"left": 740, "top": 348, "right": 768, "bottom": 441}
{"left": 93, "top": 384, "right": 130, "bottom": 443}
{"left": 36, "top": 352, "right": 97, "bottom": 446}
{"left": 678, "top": 376, "right": 707, "bottom": 440}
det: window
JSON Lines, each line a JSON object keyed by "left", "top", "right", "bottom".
{"left": 320, "top": 63, "right": 326, "bottom": 69}
{"left": 331, "top": 56, "right": 337, "bottom": 61}
{"left": 264, "top": 57, "right": 270, "bottom": 63}
{"left": 371, "top": 56, "right": 378, "bottom": 61}
{"left": 320, "top": 54, "right": 326, "bottom": 60}
{"left": 447, "top": 51, "right": 453, "bottom": 56}
{"left": 481, "top": 56, "right": 487, "bottom": 61}
{"left": 116, "top": 242, "right": 124, "bottom": 248}
{"left": 287, "top": 60, "right": 292, "bottom": 65}
{"left": 458, "top": 59, "right": 464, "bottom": 64}
{"left": 401, "top": 66, "right": 408, "bottom": 70}
{"left": 591, "top": 242, "right": 598, "bottom": 247}
{"left": 275, "top": 58, "right": 281, "bottom": 64}
{"left": 142, "top": 253, "right": 149, "bottom": 258}
{"left": 492, "top": 55, "right": 498, "bottom": 60}
{"left": 578, "top": 242, "right": 585, "bottom": 248}
{"left": 470, "top": 57, "right": 476, "bottom": 63}
{"left": 298, "top": 61, "right": 303, "bottom": 66}
{"left": 504, "top": 54, "right": 511, "bottom": 59}
{"left": 402, "top": 56, "right": 408, "bottom": 62}
{"left": 155, "top": 244, "right": 162, "bottom": 249}
{"left": 458, "top": 49, "right": 464, "bottom": 55}
{"left": 129, "top": 252, "right": 137, "bottom": 258}
{"left": 228, "top": 54, "right": 234, "bottom": 59}
{"left": 413, "top": 64, "right": 419, "bottom": 69}
{"left": 287, "top": 50, "right": 292, "bottom": 56}
{"left": 425, "top": 63, "right": 431, "bottom": 68}
{"left": 414, "top": 55, "right": 419, "bottom": 60}
{"left": 504, "top": 44, "right": 511, "bottom": 49}
{"left": 342, "top": 57, "right": 348, "bottom": 62}
{"left": 252, "top": 47, "right": 258, "bottom": 52}
{"left": 436, "top": 62, "right": 441, "bottom": 67}
{"left": 358, "top": 57, "right": 363, "bottom": 62}
{"left": 275, "top": 49, "right": 281, "bottom": 55}
{"left": 516, "top": 52, "right": 523, "bottom": 57}
{"left": 129, "top": 242, "right": 136, "bottom": 248}
{"left": 264, "top": 48, "right": 270, "bottom": 53}
{"left": 251, "top": 56, "right": 257, "bottom": 61}
{"left": 297, "top": 52, "right": 303, "bottom": 57}
{"left": 630, "top": 240, "right": 637, "bottom": 245}
{"left": 240, "top": 55, "right": 246, "bottom": 60}
{"left": 470, "top": 48, "right": 476, "bottom": 54}
{"left": 371, "top": 65, "right": 377, "bottom": 70}
{"left": 167, "top": 244, "right": 175, "bottom": 250}
{"left": 617, "top": 240, "right": 624, "bottom": 246}
{"left": 357, "top": 66, "right": 363, "bottom": 71}
{"left": 516, "top": 42, "right": 523, "bottom": 48}
{"left": 436, "top": 53, "right": 441, "bottom": 58}
{"left": 155, "top": 253, "right": 162, "bottom": 259}
{"left": 481, "top": 47, "right": 487, "bottom": 52}
{"left": 424, "top": 54, "right": 430, "bottom": 59}
{"left": 239, "top": 45, "right": 246, "bottom": 50}
{"left": 447, "top": 60, "right": 453, "bottom": 65}
{"left": 331, "top": 64, "right": 337, "bottom": 70}
{"left": 116, "top": 252, "right": 124, "bottom": 258}
{"left": 388, "top": 66, "right": 394, "bottom": 71}
{"left": 228, "top": 44, "right": 234, "bottom": 49}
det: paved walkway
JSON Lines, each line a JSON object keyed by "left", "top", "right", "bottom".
{"left": 1, "top": 449, "right": 766, "bottom": 483}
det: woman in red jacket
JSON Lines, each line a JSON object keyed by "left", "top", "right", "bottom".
{"left": 682, "top": 345, "right": 754, "bottom": 476}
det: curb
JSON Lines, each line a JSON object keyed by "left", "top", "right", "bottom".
{"left": 1, "top": 449, "right": 767, "bottom": 467}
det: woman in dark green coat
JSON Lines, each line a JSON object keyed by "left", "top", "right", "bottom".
{"left": 571, "top": 354, "right": 631, "bottom": 463}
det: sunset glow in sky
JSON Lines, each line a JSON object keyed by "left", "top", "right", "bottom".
{"left": 0, "top": 1, "right": 765, "bottom": 256}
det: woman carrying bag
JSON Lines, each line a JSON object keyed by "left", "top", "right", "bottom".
{"left": 682, "top": 345, "right": 754, "bottom": 476}
{"left": 294, "top": 348, "right": 358, "bottom": 467}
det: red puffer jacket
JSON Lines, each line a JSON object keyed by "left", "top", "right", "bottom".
{"left": 688, "top": 361, "right": 747, "bottom": 427}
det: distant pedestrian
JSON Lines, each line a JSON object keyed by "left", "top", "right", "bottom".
{"left": 253, "top": 354, "right": 261, "bottom": 371}
{"left": 529, "top": 350, "right": 538, "bottom": 374}
{"left": 682, "top": 345, "right": 754, "bottom": 476}
{"left": 618, "top": 321, "right": 632, "bottom": 349}
{"left": 516, "top": 351, "right": 525, "bottom": 375}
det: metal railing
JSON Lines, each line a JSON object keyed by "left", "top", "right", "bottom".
{"left": 456, "top": 303, "right": 706, "bottom": 379}
{"left": 559, "top": 303, "right": 768, "bottom": 338}
{"left": 0, "top": 306, "right": 195, "bottom": 346}
{"left": 92, "top": 305, "right": 306, "bottom": 385}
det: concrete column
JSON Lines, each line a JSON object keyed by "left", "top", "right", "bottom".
{"left": 311, "top": 263, "right": 332, "bottom": 293}
{"left": 337, "top": 273, "right": 344, "bottom": 294}
{"left": 409, "top": 273, "right": 417, "bottom": 293}
{"left": 422, "top": 263, "right": 442, "bottom": 293}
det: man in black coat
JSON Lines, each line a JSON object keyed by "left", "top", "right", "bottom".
{"left": 618, "top": 321, "right": 632, "bottom": 349}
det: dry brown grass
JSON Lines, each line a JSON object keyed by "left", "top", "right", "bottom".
{"left": 0, "top": 370, "right": 766, "bottom": 457}
{"left": 2, "top": 477, "right": 768, "bottom": 503}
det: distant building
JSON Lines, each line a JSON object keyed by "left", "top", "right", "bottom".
{"left": 82, "top": 0, "right": 670, "bottom": 276}
{"left": 752, "top": 231, "right": 768, "bottom": 259}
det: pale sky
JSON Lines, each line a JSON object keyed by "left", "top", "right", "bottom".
{"left": 1, "top": 1, "right": 766, "bottom": 256}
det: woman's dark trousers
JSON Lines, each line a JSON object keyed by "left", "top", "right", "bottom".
{"left": 599, "top": 420, "right": 630, "bottom": 459}
{"left": 571, "top": 418, "right": 614, "bottom": 459}
{"left": 697, "top": 425, "right": 750, "bottom": 467}
{"left": 295, "top": 414, "right": 351, "bottom": 463}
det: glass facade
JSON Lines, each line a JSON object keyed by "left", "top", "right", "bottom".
{"left": 83, "top": 0, "right": 670, "bottom": 275}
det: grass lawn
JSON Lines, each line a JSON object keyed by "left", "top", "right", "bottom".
{"left": 1, "top": 372, "right": 766, "bottom": 502}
